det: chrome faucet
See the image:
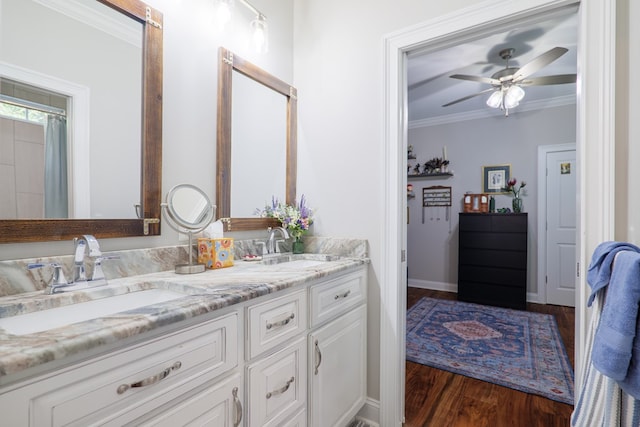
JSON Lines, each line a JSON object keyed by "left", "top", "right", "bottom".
{"left": 73, "top": 235, "right": 102, "bottom": 283}
{"left": 28, "top": 235, "right": 115, "bottom": 294}
{"left": 266, "top": 227, "right": 289, "bottom": 254}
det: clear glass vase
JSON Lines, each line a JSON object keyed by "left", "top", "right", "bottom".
{"left": 292, "top": 237, "right": 304, "bottom": 254}
{"left": 512, "top": 197, "right": 523, "bottom": 213}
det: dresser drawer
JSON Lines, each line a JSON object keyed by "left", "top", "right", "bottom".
{"left": 246, "top": 337, "right": 307, "bottom": 427}
{"left": 30, "top": 313, "right": 238, "bottom": 426}
{"left": 458, "top": 248, "right": 526, "bottom": 269}
{"left": 247, "top": 289, "right": 307, "bottom": 360}
{"left": 309, "top": 269, "right": 366, "bottom": 328}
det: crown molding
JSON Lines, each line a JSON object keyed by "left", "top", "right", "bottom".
{"left": 409, "top": 94, "right": 576, "bottom": 129}
{"left": 32, "top": 0, "right": 142, "bottom": 48}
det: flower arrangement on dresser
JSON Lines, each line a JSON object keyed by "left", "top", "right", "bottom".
{"left": 503, "top": 178, "right": 527, "bottom": 213}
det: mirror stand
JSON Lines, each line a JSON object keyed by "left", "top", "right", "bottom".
{"left": 161, "top": 184, "right": 216, "bottom": 274}
{"left": 173, "top": 229, "right": 205, "bottom": 274}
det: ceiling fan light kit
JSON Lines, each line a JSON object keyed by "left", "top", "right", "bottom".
{"left": 444, "top": 46, "right": 577, "bottom": 117}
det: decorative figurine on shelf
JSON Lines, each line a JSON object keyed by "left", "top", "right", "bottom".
{"left": 424, "top": 157, "right": 450, "bottom": 174}
{"left": 408, "top": 145, "right": 415, "bottom": 159}
{"left": 407, "top": 184, "right": 415, "bottom": 198}
{"left": 413, "top": 163, "right": 421, "bottom": 175}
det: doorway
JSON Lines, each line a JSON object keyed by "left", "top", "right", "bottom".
{"left": 380, "top": 0, "right": 617, "bottom": 424}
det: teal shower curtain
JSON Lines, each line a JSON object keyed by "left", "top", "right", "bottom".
{"left": 44, "top": 114, "right": 68, "bottom": 218}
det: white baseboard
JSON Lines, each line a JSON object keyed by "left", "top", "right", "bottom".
{"left": 408, "top": 278, "right": 457, "bottom": 293}
{"left": 409, "top": 280, "right": 542, "bottom": 305}
{"left": 356, "top": 398, "right": 380, "bottom": 427}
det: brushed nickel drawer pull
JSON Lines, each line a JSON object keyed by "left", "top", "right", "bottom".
{"left": 116, "top": 361, "right": 182, "bottom": 394}
{"left": 266, "top": 376, "right": 295, "bottom": 399}
{"left": 232, "top": 386, "right": 243, "bottom": 427}
{"left": 266, "top": 313, "right": 295, "bottom": 330}
{"left": 314, "top": 339, "right": 322, "bottom": 375}
{"left": 334, "top": 290, "right": 351, "bottom": 300}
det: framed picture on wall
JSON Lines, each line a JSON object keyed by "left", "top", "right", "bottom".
{"left": 482, "top": 164, "right": 511, "bottom": 193}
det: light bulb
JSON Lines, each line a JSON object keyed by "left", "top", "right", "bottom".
{"left": 250, "top": 15, "right": 268, "bottom": 53}
{"left": 486, "top": 91, "right": 503, "bottom": 108}
{"left": 504, "top": 86, "right": 525, "bottom": 109}
{"left": 215, "top": 0, "right": 234, "bottom": 30}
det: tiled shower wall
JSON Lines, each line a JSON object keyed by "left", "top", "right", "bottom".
{"left": 0, "top": 117, "right": 44, "bottom": 219}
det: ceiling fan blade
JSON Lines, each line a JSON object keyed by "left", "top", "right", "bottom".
{"left": 450, "top": 74, "right": 500, "bottom": 86}
{"left": 512, "top": 47, "right": 569, "bottom": 82}
{"left": 520, "top": 74, "right": 577, "bottom": 86}
{"left": 442, "top": 87, "right": 497, "bottom": 107}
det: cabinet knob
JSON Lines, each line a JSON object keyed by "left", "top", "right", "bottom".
{"left": 116, "top": 361, "right": 181, "bottom": 394}
{"left": 266, "top": 313, "right": 295, "bottom": 330}
{"left": 314, "top": 339, "right": 322, "bottom": 375}
{"left": 232, "top": 387, "right": 243, "bottom": 427}
{"left": 266, "top": 377, "right": 295, "bottom": 399}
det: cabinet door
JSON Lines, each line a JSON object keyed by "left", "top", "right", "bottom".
{"left": 135, "top": 374, "right": 243, "bottom": 427}
{"left": 246, "top": 337, "right": 307, "bottom": 427}
{"left": 308, "top": 304, "right": 366, "bottom": 427}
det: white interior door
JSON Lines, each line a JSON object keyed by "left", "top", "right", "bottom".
{"left": 545, "top": 148, "right": 576, "bottom": 306}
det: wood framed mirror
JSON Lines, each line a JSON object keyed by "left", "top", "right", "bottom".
{"left": 0, "top": 0, "right": 163, "bottom": 243}
{"left": 216, "top": 47, "right": 297, "bottom": 232}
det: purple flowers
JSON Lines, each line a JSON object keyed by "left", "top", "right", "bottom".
{"left": 256, "top": 195, "right": 314, "bottom": 239}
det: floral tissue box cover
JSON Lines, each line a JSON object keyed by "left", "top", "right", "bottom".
{"left": 197, "top": 238, "right": 234, "bottom": 269}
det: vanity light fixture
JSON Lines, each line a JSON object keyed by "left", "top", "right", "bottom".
{"left": 214, "top": 0, "right": 268, "bottom": 53}
{"left": 214, "top": 0, "right": 234, "bottom": 30}
{"left": 250, "top": 13, "right": 268, "bottom": 53}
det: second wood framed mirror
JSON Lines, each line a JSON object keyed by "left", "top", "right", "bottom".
{"left": 216, "top": 47, "right": 297, "bottom": 232}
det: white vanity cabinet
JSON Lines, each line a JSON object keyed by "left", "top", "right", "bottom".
{"left": 308, "top": 269, "right": 368, "bottom": 427}
{"left": 0, "top": 313, "right": 241, "bottom": 427}
{"left": 0, "top": 264, "right": 368, "bottom": 427}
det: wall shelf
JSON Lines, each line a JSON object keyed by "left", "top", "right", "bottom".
{"left": 408, "top": 173, "right": 453, "bottom": 180}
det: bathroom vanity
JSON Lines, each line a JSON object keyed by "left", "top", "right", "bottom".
{"left": 0, "top": 243, "right": 368, "bottom": 426}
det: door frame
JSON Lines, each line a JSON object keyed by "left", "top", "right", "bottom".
{"left": 537, "top": 143, "right": 576, "bottom": 305}
{"left": 381, "top": 0, "right": 616, "bottom": 425}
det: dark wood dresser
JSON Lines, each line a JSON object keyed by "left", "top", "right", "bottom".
{"left": 457, "top": 213, "right": 528, "bottom": 310}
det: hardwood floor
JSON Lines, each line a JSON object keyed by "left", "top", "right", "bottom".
{"left": 404, "top": 288, "right": 575, "bottom": 427}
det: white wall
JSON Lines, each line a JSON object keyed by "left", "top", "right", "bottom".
{"left": 407, "top": 103, "right": 576, "bottom": 296}
{"left": 293, "top": 0, "right": 494, "bottom": 405}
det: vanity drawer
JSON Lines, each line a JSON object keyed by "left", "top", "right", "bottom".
{"left": 309, "top": 269, "right": 366, "bottom": 328}
{"left": 133, "top": 373, "right": 243, "bottom": 427}
{"left": 247, "top": 289, "right": 307, "bottom": 359}
{"left": 282, "top": 408, "right": 307, "bottom": 427}
{"left": 29, "top": 313, "right": 238, "bottom": 426}
{"left": 246, "top": 336, "right": 307, "bottom": 427}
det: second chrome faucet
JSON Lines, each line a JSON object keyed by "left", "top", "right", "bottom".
{"left": 266, "top": 227, "right": 289, "bottom": 254}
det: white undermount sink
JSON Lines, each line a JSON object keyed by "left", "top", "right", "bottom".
{"left": 272, "top": 259, "right": 328, "bottom": 269}
{"left": 0, "top": 289, "right": 186, "bottom": 336}
{"left": 256, "top": 254, "right": 339, "bottom": 269}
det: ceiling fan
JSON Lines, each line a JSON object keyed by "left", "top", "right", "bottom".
{"left": 442, "top": 46, "right": 577, "bottom": 116}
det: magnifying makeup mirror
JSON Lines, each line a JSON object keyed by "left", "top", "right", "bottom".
{"left": 162, "top": 184, "right": 216, "bottom": 274}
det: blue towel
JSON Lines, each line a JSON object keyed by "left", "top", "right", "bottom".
{"left": 588, "top": 243, "right": 640, "bottom": 400}
{"left": 587, "top": 241, "right": 640, "bottom": 306}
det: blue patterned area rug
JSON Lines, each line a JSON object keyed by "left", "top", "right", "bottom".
{"left": 406, "top": 297, "right": 574, "bottom": 405}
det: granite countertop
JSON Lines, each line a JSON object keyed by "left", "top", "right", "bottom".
{"left": 0, "top": 252, "right": 368, "bottom": 384}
